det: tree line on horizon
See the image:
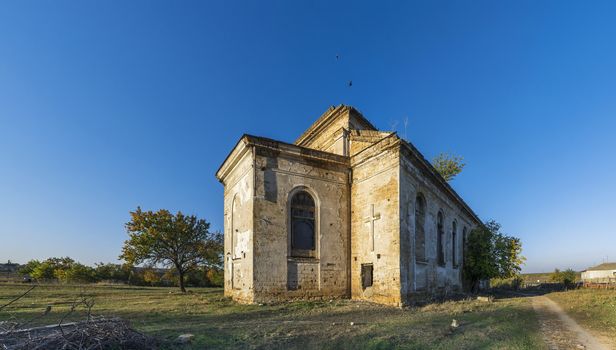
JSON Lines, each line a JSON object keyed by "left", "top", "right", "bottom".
{"left": 17, "top": 257, "right": 223, "bottom": 288}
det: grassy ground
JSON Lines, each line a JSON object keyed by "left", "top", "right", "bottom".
{"left": 0, "top": 283, "right": 546, "bottom": 349}
{"left": 548, "top": 289, "right": 616, "bottom": 341}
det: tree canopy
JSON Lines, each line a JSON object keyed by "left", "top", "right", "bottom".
{"left": 463, "top": 220, "right": 525, "bottom": 292}
{"left": 120, "top": 207, "right": 223, "bottom": 292}
{"left": 432, "top": 153, "right": 466, "bottom": 181}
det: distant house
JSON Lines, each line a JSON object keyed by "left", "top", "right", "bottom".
{"left": 581, "top": 263, "right": 616, "bottom": 284}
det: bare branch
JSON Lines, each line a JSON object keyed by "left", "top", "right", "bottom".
{"left": 0, "top": 285, "right": 37, "bottom": 312}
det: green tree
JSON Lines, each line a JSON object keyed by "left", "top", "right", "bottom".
{"left": 561, "top": 269, "right": 577, "bottom": 287}
{"left": 432, "top": 153, "right": 466, "bottom": 181}
{"left": 19, "top": 260, "right": 41, "bottom": 275}
{"left": 120, "top": 207, "right": 223, "bottom": 292}
{"left": 62, "top": 263, "right": 96, "bottom": 283}
{"left": 463, "top": 220, "right": 525, "bottom": 292}
{"left": 31, "top": 261, "right": 57, "bottom": 280}
{"left": 494, "top": 232, "right": 524, "bottom": 279}
{"left": 94, "top": 263, "right": 130, "bottom": 282}
{"left": 29, "top": 257, "right": 75, "bottom": 281}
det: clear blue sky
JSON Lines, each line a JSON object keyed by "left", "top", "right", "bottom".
{"left": 1, "top": 1, "right": 615, "bottom": 273}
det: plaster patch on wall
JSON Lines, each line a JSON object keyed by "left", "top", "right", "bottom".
{"left": 233, "top": 230, "right": 250, "bottom": 258}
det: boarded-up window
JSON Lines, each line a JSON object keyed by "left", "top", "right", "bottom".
{"left": 437, "top": 212, "right": 445, "bottom": 266}
{"left": 361, "top": 264, "right": 373, "bottom": 289}
{"left": 415, "top": 195, "right": 426, "bottom": 262}
{"left": 291, "top": 191, "right": 316, "bottom": 257}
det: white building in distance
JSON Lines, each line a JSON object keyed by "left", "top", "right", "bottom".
{"left": 581, "top": 263, "right": 616, "bottom": 284}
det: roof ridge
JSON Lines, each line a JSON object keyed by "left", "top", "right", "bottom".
{"left": 295, "top": 104, "right": 377, "bottom": 146}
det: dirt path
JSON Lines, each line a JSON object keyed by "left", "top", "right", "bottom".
{"left": 532, "top": 295, "right": 612, "bottom": 350}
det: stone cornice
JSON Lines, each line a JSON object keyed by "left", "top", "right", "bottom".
{"left": 216, "top": 134, "right": 350, "bottom": 184}
{"left": 247, "top": 134, "right": 349, "bottom": 166}
{"left": 215, "top": 136, "right": 251, "bottom": 184}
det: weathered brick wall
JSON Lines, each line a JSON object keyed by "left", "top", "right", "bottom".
{"left": 349, "top": 130, "right": 393, "bottom": 156}
{"left": 251, "top": 147, "right": 350, "bottom": 302}
{"left": 350, "top": 139, "right": 402, "bottom": 306}
{"left": 222, "top": 149, "right": 255, "bottom": 303}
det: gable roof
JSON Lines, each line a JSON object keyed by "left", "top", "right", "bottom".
{"left": 586, "top": 262, "right": 616, "bottom": 271}
{"left": 295, "top": 105, "right": 377, "bottom": 147}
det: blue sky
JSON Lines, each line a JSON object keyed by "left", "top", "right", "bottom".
{"left": 1, "top": 1, "right": 614, "bottom": 273}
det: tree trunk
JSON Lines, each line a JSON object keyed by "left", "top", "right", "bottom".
{"left": 178, "top": 269, "right": 186, "bottom": 293}
{"left": 471, "top": 279, "right": 480, "bottom": 294}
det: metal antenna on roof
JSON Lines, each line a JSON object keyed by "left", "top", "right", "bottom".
{"left": 389, "top": 119, "right": 399, "bottom": 132}
{"left": 403, "top": 116, "right": 409, "bottom": 140}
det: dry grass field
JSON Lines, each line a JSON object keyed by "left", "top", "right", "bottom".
{"left": 0, "top": 283, "right": 547, "bottom": 349}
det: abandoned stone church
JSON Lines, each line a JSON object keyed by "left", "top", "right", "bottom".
{"left": 216, "top": 105, "right": 480, "bottom": 306}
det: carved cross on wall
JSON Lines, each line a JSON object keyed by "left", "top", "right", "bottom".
{"left": 364, "top": 204, "right": 381, "bottom": 252}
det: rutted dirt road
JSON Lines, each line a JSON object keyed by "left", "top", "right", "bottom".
{"left": 532, "top": 295, "right": 613, "bottom": 350}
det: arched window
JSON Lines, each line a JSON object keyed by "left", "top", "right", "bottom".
{"left": 437, "top": 211, "right": 445, "bottom": 266}
{"left": 290, "top": 191, "right": 316, "bottom": 257}
{"left": 414, "top": 195, "right": 426, "bottom": 262}
{"left": 452, "top": 221, "right": 457, "bottom": 268}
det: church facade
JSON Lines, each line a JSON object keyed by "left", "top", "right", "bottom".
{"left": 216, "top": 105, "right": 481, "bottom": 306}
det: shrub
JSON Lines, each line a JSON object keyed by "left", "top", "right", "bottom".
{"left": 62, "top": 263, "right": 97, "bottom": 283}
{"left": 491, "top": 275, "right": 524, "bottom": 290}
{"left": 550, "top": 268, "right": 577, "bottom": 287}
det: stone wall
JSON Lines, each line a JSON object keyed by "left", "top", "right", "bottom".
{"left": 399, "top": 147, "right": 477, "bottom": 304}
{"left": 350, "top": 137, "right": 402, "bottom": 306}
{"left": 251, "top": 145, "right": 350, "bottom": 302}
{"left": 222, "top": 147, "right": 255, "bottom": 303}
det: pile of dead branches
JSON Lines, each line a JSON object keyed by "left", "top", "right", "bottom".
{"left": 0, "top": 286, "right": 159, "bottom": 350}
{"left": 1, "top": 317, "right": 157, "bottom": 350}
